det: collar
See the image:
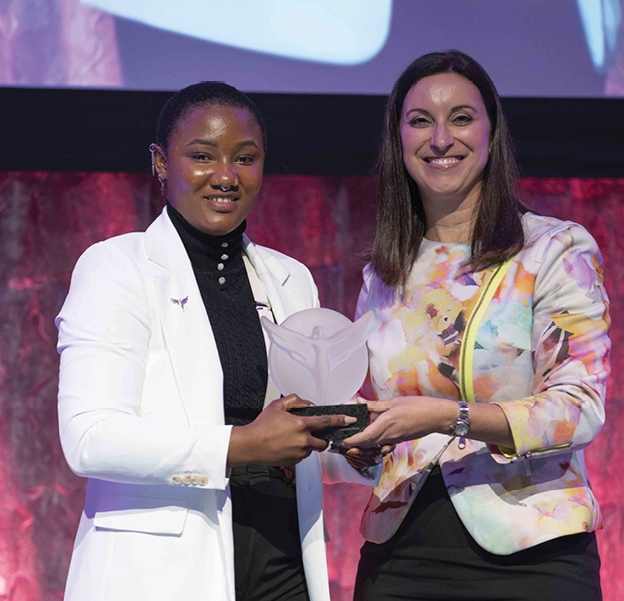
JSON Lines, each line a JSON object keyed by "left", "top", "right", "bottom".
{"left": 166, "top": 202, "right": 245, "bottom": 268}
{"left": 145, "top": 207, "right": 290, "bottom": 288}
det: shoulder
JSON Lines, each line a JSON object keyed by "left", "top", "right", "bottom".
{"left": 521, "top": 213, "right": 598, "bottom": 253}
{"left": 70, "top": 232, "right": 150, "bottom": 293}
{"left": 247, "top": 240, "right": 318, "bottom": 299}
{"left": 58, "top": 231, "right": 152, "bottom": 332}
{"left": 76, "top": 230, "right": 148, "bottom": 265}
{"left": 519, "top": 214, "right": 606, "bottom": 300}
{"left": 356, "top": 263, "right": 398, "bottom": 315}
{"left": 254, "top": 243, "right": 310, "bottom": 274}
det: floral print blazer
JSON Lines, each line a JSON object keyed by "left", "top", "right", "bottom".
{"left": 356, "top": 213, "right": 610, "bottom": 555}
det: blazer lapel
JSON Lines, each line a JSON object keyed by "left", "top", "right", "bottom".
{"left": 243, "top": 235, "right": 329, "bottom": 599}
{"left": 145, "top": 209, "right": 224, "bottom": 425}
{"left": 243, "top": 235, "right": 308, "bottom": 324}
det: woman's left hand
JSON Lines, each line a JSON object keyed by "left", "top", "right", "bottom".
{"left": 329, "top": 443, "right": 394, "bottom": 470}
{"left": 342, "top": 396, "right": 457, "bottom": 448}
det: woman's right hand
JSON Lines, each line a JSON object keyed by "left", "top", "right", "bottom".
{"left": 227, "top": 395, "right": 357, "bottom": 468}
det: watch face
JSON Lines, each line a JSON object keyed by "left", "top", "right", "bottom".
{"left": 454, "top": 423, "right": 469, "bottom": 437}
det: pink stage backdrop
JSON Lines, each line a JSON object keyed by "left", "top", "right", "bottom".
{"left": 0, "top": 172, "right": 622, "bottom": 600}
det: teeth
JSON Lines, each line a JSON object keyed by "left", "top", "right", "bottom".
{"left": 211, "top": 197, "right": 234, "bottom": 203}
{"left": 428, "top": 157, "right": 461, "bottom": 165}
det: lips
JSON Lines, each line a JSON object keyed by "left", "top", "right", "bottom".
{"left": 203, "top": 193, "right": 240, "bottom": 211}
{"left": 206, "top": 196, "right": 238, "bottom": 203}
{"left": 423, "top": 156, "right": 464, "bottom": 166}
{"left": 204, "top": 192, "right": 239, "bottom": 202}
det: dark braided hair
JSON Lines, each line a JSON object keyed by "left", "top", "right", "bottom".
{"left": 156, "top": 81, "right": 267, "bottom": 151}
{"left": 370, "top": 50, "right": 526, "bottom": 289}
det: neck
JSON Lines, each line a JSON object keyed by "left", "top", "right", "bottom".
{"left": 166, "top": 202, "right": 246, "bottom": 264}
{"left": 421, "top": 186, "right": 480, "bottom": 244}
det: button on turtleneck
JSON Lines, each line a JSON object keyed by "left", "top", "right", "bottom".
{"left": 167, "top": 203, "right": 268, "bottom": 426}
{"left": 167, "top": 201, "right": 246, "bottom": 289}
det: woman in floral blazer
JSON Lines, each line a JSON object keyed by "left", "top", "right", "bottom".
{"left": 344, "top": 51, "right": 609, "bottom": 601}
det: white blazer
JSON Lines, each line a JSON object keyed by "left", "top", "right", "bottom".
{"left": 56, "top": 208, "right": 368, "bottom": 601}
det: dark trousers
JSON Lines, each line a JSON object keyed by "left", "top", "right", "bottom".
{"left": 231, "top": 466, "right": 310, "bottom": 601}
{"left": 355, "top": 465, "right": 602, "bottom": 601}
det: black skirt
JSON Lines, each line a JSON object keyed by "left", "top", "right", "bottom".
{"left": 355, "top": 464, "right": 602, "bottom": 601}
{"left": 230, "top": 465, "right": 310, "bottom": 601}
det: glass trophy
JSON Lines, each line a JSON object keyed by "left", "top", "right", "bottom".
{"left": 261, "top": 308, "right": 375, "bottom": 440}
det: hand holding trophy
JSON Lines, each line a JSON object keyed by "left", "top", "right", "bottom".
{"left": 261, "top": 308, "right": 376, "bottom": 441}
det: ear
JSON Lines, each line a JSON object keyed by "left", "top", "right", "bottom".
{"left": 151, "top": 143, "right": 167, "bottom": 180}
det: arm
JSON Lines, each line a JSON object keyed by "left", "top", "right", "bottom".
{"left": 345, "top": 226, "right": 610, "bottom": 456}
{"left": 57, "top": 243, "right": 353, "bottom": 489}
{"left": 57, "top": 242, "right": 235, "bottom": 489}
{"left": 228, "top": 395, "right": 356, "bottom": 468}
{"left": 490, "top": 223, "right": 610, "bottom": 461}
{"left": 344, "top": 396, "right": 513, "bottom": 449}
{"left": 344, "top": 264, "right": 513, "bottom": 447}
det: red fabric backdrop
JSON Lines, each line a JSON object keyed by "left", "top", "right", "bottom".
{"left": 0, "top": 172, "right": 622, "bottom": 600}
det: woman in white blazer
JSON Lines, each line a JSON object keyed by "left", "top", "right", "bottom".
{"left": 56, "top": 82, "right": 373, "bottom": 601}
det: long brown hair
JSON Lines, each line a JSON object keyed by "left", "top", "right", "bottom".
{"left": 370, "top": 50, "right": 525, "bottom": 289}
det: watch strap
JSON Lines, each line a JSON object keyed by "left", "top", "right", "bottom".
{"left": 450, "top": 401, "right": 470, "bottom": 439}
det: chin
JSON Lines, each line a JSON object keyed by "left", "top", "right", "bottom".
{"left": 424, "top": 185, "right": 464, "bottom": 200}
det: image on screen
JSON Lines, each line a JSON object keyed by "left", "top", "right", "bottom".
{"left": 1, "top": 0, "right": 623, "bottom": 96}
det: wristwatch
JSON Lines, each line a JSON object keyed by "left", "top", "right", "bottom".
{"left": 450, "top": 401, "right": 470, "bottom": 438}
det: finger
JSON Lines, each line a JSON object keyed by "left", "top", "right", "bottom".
{"left": 365, "top": 400, "right": 392, "bottom": 414}
{"left": 307, "top": 437, "right": 329, "bottom": 453}
{"left": 342, "top": 417, "right": 387, "bottom": 447}
{"left": 327, "top": 444, "right": 349, "bottom": 456}
{"left": 357, "top": 397, "right": 392, "bottom": 414}
{"left": 303, "top": 414, "right": 357, "bottom": 431}
{"left": 277, "top": 395, "right": 312, "bottom": 411}
{"left": 380, "top": 444, "right": 394, "bottom": 456}
{"left": 342, "top": 432, "right": 379, "bottom": 448}
{"left": 345, "top": 447, "right": 379, "bottom": 459}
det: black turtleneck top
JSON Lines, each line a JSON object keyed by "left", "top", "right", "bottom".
{"left": 167, "top": 203, "right": 268, "bottom": 426}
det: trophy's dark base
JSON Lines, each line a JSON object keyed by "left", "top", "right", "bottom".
{"left": 289, "top": 404, "right": 368, "bottom": 440}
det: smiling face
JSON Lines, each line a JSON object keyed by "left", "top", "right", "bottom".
{"left": 155, "top": 103, "right": 265, "bottom": 236}
{"left": 400, "top": 72, "right": 491, "bottom": 208}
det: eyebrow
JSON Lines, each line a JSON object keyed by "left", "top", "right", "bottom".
{"left": 185, "top": 139, "right": 260, "bottom": 150}
{"left": 405, "top": 104, "right": 476, "bottom": 117}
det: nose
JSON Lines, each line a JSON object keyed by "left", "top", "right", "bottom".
{"left": 210, "top": 159, "right": 238, "bottom": 189}
{"left": 430, "top": 122, "right": 453, "bottom": 153}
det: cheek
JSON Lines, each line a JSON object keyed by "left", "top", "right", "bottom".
{"left": 400, "top": 128, "right": 415, "bottom": 156}
{"left": 400, "top": 130, "right": 426, "bottom": 165}
{"left": 174, "top": 167, "right": 212, "bottom": 196}
{"left": 476, "top": 125, "right": 491, "bottom": 160}
{"left": 401, "top": 142, "right": 423, "bottom": 182}
{"left": 244, "top": 167, "right": 264, "bottom": 194}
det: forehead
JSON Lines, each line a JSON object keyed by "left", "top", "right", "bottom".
{"left": 171, "top": 103, "right": 263, "bottom": 145}
{"left": 403, "top": 73, "right": 485, "bottom": 112}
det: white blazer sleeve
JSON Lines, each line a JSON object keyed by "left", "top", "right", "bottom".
{"left": 56, "top": 242, "right": 232, "bottom": 490}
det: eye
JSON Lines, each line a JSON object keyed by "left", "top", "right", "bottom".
{"left": 235, "top": 155, "right": 255, "bottom": 165}
{"left": 190, "top": 152, "right": 213, "bottom": 161}
{"left": 452, "top": 114, "right": 473, "bottom": 125}
{"left": 407, "top": 116, "right": 431, "bottom": 127}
